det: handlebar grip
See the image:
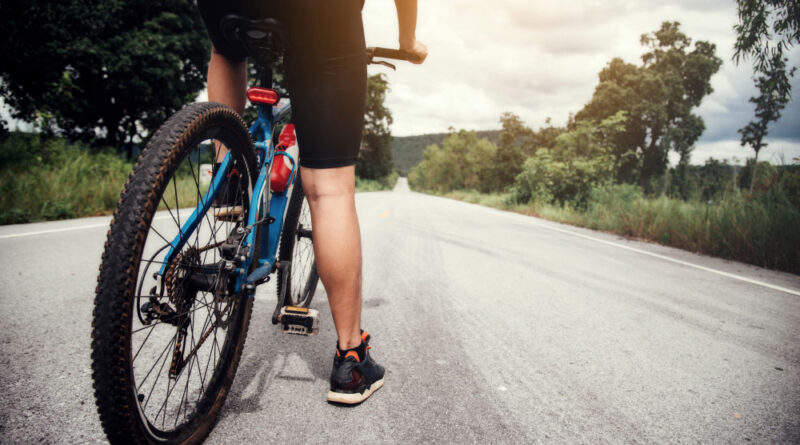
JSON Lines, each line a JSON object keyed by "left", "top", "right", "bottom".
{"left": 370, "top": 47, "right": 413, "bottom": 61}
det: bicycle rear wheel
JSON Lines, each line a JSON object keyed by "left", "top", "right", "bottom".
{"left": 92, "top": 102, "right": 258, "bottom": 444}
{"left": 277, "top": 173, "right": 319, "bottom": 308}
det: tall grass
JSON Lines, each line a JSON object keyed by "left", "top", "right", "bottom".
{"left": 432, "top": 181, "right": 800, "bottom": 274}
{"left": 0, "top": 133, "right": 401, "bottom": 224}
{"left": 0, "top": 143, "right": 132, "bottom": 223}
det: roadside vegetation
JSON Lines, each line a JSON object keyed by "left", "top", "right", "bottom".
{"left": 0, "top": 131, "right": 397, "bottom": 224}
{"left": 1, "top": 1, "right": 398, "bottom": 223}
{"left": 409, "top": 22, "right": 800, "bottom": 274}
{"left": 356, "top": 171, "right": 399, "bottom": 192}
{"left": 0, "top": 133, "right": 131, "bottom": 223}
{"left": 430, "top": 177, "right": 799, "bottom": 274}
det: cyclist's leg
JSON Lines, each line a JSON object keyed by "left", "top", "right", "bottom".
{"left": 208, "top": 49, "right": 247, "bottom": 115}
{"left": 207, "top": 49, "right": 247, "bottom": 162}
{"left": 286, "top": 0, "right": 384, "bottom": 404}
{"left": 198, "top": 0, "right": 251, "bottom": 161}
{"left": 284, "top": 0, "right": 367, "bottom": 351}
{"left": 299, "top": 165, "right": 363, "bottom": 350}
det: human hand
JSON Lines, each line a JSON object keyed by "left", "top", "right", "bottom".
{"left": 400, "top": 39, "right": 428, "bottom": 64}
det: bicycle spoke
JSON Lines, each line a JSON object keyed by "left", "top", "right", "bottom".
{"left": 93, "top": 104, "right": 259, "bottom": 441}
{"left": 148, "top": 225, "right": 176, "bottom": 249}
{"left": 137, "top": 330, "right": 178, "bottom": 391}
{"left": 160, "top": 194, "right": 182, "bottom": 237}
{"left": 172, "top": 176, "right": 181, "bottom": 230}
{"left": 141, "top": 332, "right": 177, "bottom": 411}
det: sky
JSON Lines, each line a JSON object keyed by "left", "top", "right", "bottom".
{"left": 2, "top": 1, "right": 797, "bottom": 166}
{"left": 361, "top": 0, "right": 800, "bottom": 165}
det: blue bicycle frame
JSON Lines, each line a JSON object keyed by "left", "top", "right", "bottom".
{"left": 157, "top": 98, "right": 296, "bottom": 296}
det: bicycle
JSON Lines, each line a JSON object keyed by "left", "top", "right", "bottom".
{"left": 91, "top": 16, "right": 412, "bottom": 445}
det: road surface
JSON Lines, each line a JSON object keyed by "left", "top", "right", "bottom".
{"left": 1, "top": 178, "right": 798, "bottom": 443}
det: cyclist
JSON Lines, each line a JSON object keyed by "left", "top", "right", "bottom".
{"left": 197, "top": 0, "right": 427, "bottom": 404}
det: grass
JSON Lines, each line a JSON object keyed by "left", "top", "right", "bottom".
{"left": 0, "top": 133, "right": 400, "bottom": 224}
{"left": 158, "top": 176, "right": 210, "bottom": 212}
{"left": 0, "top": 145, "right": 133, "bottom": 224}
{"left": 355, "top": 171, "right": 399, "bottom": 192}
{"left": 427, "top": 184, "right": 800, "bottom": 274}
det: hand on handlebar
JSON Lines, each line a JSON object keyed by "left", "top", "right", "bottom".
{"left": 400, "top": 40, "right": 428, "bottom": 64}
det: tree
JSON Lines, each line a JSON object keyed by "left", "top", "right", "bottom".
{"left": 407, "top": 130, "right": 497, "bottom": 193}
{"left": 529, "top": 117, "right": 565, "bottom": 154}
{"left": 489, "top": 113, "right": 529, "bottom": 190}
{"left": 698, "top": 158, "right": 734, "bottom": 200}
{"left": 510, "top": 111, "right": 627, "bottom": 206}
{"left": 356, "top": 74, "right": 394, "bottom": 179}
{"left": 733, "top": 0, "right": 799, "bottom": 192}
{"left": 0, "top": 0, "right": 209, "bottom": 154}
{"left": 575, "top": 22, "right": 722, "bottom": 190}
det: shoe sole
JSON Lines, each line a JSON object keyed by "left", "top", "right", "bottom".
{"left": 326, "top": 378, "right": 384, "bottom": 404}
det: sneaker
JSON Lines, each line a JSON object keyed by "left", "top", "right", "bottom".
{"left": 211, "top": 162, "right": 245, "bottom": 220}
{"left": 327, "top": 331, "right": 385, "bottom": 404}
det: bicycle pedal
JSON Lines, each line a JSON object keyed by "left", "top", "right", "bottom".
{"left": 213, "top": 206, "right": 243, "bottom": 221}
{"left": 279, "top": 306, "right": 319, "bottom": 336}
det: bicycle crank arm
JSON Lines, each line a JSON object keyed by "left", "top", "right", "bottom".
{"left": 271, "top": 261, "right": 292, "bottom": 324}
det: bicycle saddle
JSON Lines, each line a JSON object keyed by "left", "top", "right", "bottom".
{"left": 220, "top": 15, "right": 285, "bottom": 64}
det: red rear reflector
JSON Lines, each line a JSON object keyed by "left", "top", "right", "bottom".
{"left": 246, "top": 87, "right": 280, "bottom": 105}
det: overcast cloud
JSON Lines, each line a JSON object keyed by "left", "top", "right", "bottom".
{"left": 363, "top": 0, "right": 800, "bottom": 164}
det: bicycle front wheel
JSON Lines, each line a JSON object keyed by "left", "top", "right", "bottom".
{"left": 277, "top": 172, "right": 319, "bottom": 308}
{"left": 92, "top": 102, "right": 258, "bottom": 444}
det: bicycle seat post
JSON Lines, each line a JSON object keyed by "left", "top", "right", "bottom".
{"left": 220, "top": 15, "right": 284, "bottom": 90}
{"left": 260, "top": 65, "right": 273, "bottom": 89}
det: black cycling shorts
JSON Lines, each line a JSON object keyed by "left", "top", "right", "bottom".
{"left": 198, "top": 0, "right": 367, "bottom": 169}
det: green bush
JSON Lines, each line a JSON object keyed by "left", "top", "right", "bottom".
{"left": 355, "top": 171, "right": 399, "bottom": 192}
{"left": 408, "top": 130, "right": 497, "bottom": 193}
{"left": 0, "top": 138, "right": 132, "bottom": 224}
{"left": 434, "top": 172, "right": 800, "bottom": 274}
{"left": 509, "top": 112, "right": 626, "bottom": 207}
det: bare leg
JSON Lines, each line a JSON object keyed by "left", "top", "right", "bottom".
{"left": 207, "top": 48, "right": 247, "bottom": 161}
{"left": 300, "top": 165, "right": 363, "bottom": 350}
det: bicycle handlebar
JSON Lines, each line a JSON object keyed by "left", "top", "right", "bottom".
{"left": 368, "top": 47, "right": 414, "bottom": 61}
{"left": 366, "top": 47, "right": 418, "bottom": 70}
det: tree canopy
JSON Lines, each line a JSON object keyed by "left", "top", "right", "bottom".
{"left": 0, "top": 0, "right": 209, "bottom": 150}
{"left": 733, "top": 0, "right": 799, "bottom": 191}
{"left": 357, "top": 73, "right": 394, "bottom": 179}
{"left": 575, "top": 21, "right": 722, "bottom": 190}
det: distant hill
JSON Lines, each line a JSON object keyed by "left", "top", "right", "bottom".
{"left": 392, "top": 130, "right": 500, "bottom": 175}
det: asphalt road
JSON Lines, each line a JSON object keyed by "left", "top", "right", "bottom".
{"left": 1, "top": 178, "right": 799, "bottom": 444}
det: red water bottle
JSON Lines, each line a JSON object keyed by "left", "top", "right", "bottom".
{"left": 270, "top": 124, "right": 297, "bottom": 193}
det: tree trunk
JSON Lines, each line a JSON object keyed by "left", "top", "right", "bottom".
{"left": 748, "top": 150, "right": 759, "bottom": 194}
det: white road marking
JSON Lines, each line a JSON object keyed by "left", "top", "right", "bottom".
{"left": 0, "top": 214, "right": 174, "bottom": 240}
{"left": 424, "top": 193, "right": 800, "bottom": 297}
{"left": 0, "top": 223, "right": 111, "bottom": 240}
{"left": 519, "top": 216, "right": 800, "bottom": 297}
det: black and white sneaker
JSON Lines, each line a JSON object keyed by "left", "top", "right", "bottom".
{"left": 327, "top": 331, "right": 385, "bottom": 405}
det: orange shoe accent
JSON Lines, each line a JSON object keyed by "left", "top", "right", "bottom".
{"left": 345, "top": 350, "right": 361, "bottom": 363}
{"left": 336, "top": 350, "right": 341, "bottom": 358}
{"left": 361, "top": 331, "right": 369, "bottom": 342}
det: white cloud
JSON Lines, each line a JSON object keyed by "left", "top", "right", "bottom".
{"left": 363, "top": 0, "right": 800, "bottom": 164}
{"left": 692, "top": 139, "right": 800, "bottom": 165}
